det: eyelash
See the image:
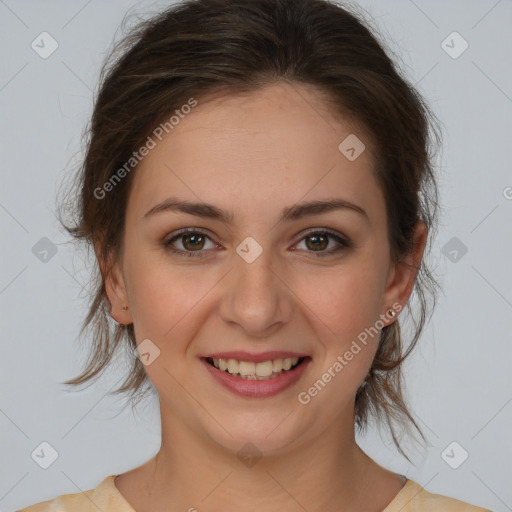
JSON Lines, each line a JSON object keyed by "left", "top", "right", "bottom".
{"left": 163, "top": 228, "right": 352, "bottom": 258}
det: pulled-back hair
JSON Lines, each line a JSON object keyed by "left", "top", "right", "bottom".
{"left": 58, "top": 0, "right": 442, "bottom": 460}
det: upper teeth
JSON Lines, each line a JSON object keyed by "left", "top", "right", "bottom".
{"left": 212, "top": 357, "right": 300, "bottom": 378}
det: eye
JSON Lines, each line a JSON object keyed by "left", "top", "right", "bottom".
{"left": 163, "top": 227, "right": 352, "bottom": 259}
{"left": 164, "top": 228, "right": 220, "bottom": 258}
{"left": 293, "top": 229, "right": 352, "bottom": 257}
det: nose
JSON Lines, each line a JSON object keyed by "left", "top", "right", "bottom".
{"left": 218, "top": 248, "right": 293, "bottom": 339}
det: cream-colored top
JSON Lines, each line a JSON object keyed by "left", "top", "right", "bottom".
{"left": 17, "top": 475, "right": 492, "bottom": 512}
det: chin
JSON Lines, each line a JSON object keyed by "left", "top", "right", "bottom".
{"left": 201, "top": 409, "right": 312, "bottom": 460}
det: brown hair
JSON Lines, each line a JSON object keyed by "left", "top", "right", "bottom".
{"left": 57, "top": 0, "right": 442, "bottom": 460}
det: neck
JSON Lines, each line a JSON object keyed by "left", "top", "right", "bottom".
{"left": 132, "top": 399, "right": 385, "bottom": 512}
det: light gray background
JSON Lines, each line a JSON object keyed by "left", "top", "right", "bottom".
{"left": 1, "top": 0, "right": 511, "bottom": 510}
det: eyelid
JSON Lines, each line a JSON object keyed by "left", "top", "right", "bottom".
{"left": 295, "top": 227, "right": 351, "bottom": 245}
{"left": 164, "top": 226, "right": 352, "bottom": 258}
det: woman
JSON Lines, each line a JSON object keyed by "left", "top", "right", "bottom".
{"left": 19, "top": 0, "right": 492, "bottom": 510}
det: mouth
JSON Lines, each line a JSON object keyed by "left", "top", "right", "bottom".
{"left": 200, "top": 354, "right": 312, "bottom": 398}
{"left": 203, "top": 355, "right": 308, "bottom": 380}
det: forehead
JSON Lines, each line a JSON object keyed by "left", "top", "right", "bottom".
{"left": 127, "top": 81, "right": 384, "bottom": 225}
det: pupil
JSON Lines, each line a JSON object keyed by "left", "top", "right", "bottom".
{"left": 307, "top": 233, "right": 327, "bottom": 251}
{"left": 185, "top": 234, "right": 203, "bottom": 250}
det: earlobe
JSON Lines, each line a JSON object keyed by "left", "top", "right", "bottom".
{"left": 95, "top": 242, "right": 132, "bottom": 325}
{"left": 104, "top": 262, "right": 132, "bottom": 324}
{"left": 382, "top": 220, "right": 428, "bottom": 317}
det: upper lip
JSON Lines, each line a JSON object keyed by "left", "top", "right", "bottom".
{"left": 201, "top": 351, "right": 309, "bottom": 363}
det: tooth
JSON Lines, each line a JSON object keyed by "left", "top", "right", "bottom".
{"left": 272, "top": 358, "right": 283, "bottom": 372}
{"left": 238, "top": 361, "right": 256, "bottom": 376}
{"left": 227, "top": 359, "right": 239, "bottom": 374}
{"left": 211, "top": 356, "right": 303, "bottom": 377}
{"left": 255, "top": 361, "right": 274, "bottom": 377}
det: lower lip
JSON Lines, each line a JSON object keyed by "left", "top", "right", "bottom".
{"left": 200, "top": 358, "right": 311, "bottom": 398}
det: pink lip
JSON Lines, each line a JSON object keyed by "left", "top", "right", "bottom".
{"left": 200, "top": 356, "right": 311, "bottom": 398}
{"left": 201, "top": 350, "right": 308, "bottom": 363}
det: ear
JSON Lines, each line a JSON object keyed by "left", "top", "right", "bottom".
{"left": 94, "top": 241, "right": 132, "bottom": 325}
{"left": 381, "top": 220, "right": 428, "bottom": 321}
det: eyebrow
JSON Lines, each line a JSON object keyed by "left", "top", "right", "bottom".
{"left": 143, "top": 197, "right": 369, "bottom": 224}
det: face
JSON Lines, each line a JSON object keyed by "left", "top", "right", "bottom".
{"left": 104, "top": 81, "right": 425, "bottom": 456}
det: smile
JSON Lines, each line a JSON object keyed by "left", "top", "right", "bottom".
{"left": 200, "top": 354, "right": 311, "bottom": 398}
{"left": 206, "top": 356, "right": 305, "bottom": 380}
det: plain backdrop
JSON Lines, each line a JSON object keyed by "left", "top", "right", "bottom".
{"left": 1, "top": 0, "right": 511, "bottom": 510}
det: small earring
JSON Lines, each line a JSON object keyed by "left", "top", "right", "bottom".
{"left": 387, "top": 309, "right": 396, "bottom": 317}
{"left": 122, "top": 305, "right": 128, "bottom": 311}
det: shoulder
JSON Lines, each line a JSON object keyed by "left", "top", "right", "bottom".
{"left": 16, "top": 475, "right": 132, "bottom": 512}
{"left": 384, "top": 479, "right": 493, "bottom": 512}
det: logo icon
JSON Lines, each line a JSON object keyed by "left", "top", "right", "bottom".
{"left": 134, "top": 339, "right": 161, "bottom": 366}
{"left": 236, "top": 237, "right": 263, "bottom": 263}
{"left": 441, "top": 31, "right": 469, "bottom": 59}
{"left": 441, "top": 236, "right": 468, "bottom": 263}
{"left": 441, "top": 441, "right": 469, "bottom": 469}
{"left": 31, "top": 441, "right": 59, "bottom": 469}
{"left": 32, "top": 237, "right": 58, "bottom": 263}
{"left": 237, "top": 442, "right": 262, "bottom": 468}
{"left": 338, "top": 134, "right": 365, "bottom": 161}
{"left": 31, "top": 32, "right": 59, "bottom": 59}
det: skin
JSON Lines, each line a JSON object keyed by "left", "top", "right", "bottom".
{"left": 101, "top": 81, "right": 427, "bottom": 512}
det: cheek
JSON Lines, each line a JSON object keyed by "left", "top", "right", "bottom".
{"left": 293, "top": 260, "right": 385, "bottom": 391}
{"left": 296, "top": 262, "right": 384, "bottom": 342}
{"left": 125, "top": 253, "right": 221, "bottom": 348}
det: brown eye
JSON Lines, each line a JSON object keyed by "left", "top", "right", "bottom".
{"left": 164, "top": 229, "right": 218, "bottom": 258}
{"left": 305, "top": 232, "right": 329, "bottom": 251}
{"left": 295, "top": 229, "right": 352, "bottom": 257}
{"left": 181, "top": 233, "right": 206, "bottom": 251}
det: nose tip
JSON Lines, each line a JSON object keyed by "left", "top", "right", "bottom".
{"left": 219, "top": 255, "right": 292, "bottom": 338}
